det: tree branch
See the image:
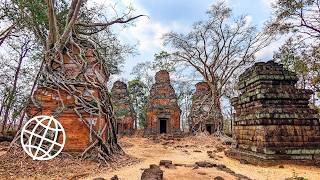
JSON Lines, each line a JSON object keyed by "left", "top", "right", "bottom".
{"left": 58, "top": 0, "right": 82, "bottom": 50}
{"left": 46, "top": 0, "right": 59, "bottom": 48}
{"left": 77, "top": 15, "right": 146, "bottom": 27}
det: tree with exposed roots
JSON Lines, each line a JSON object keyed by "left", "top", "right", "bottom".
{"left": 164, "top": 1, "right": 275, "bottom": 133}
{"left": 6, "top": 0, "right": 143, "bottom": 164}
{"left": 0, "top": 0, "right": 140, "bottom": 136}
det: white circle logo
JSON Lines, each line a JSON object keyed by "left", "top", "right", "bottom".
{"left": 20, "top": 115, "right": 66, "bottom": 160}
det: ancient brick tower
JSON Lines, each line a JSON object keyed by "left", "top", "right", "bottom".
{"left": 27, "top": 46, "right": 107, "bottom": 151}
{"left": 228, "top": 61, "right": 320, "bottom": 165}
{"left": 111, "top": 81, "right": 135, "bottom": 135}
{"left": 189, "top": 82, "right": 216, "bottom": 134}
{"left": 145, "top": 70, "right": 181, "bottom": 135}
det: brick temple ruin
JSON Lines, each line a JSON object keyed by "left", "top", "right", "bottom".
{"left": 145, "top": 70, "right": 181, "bottom": 135}
{"left": 27, "top": 46, "right": 107, "bottom": 151}
{"left": 189, "top": 82, "right": 215, "bottom": 134}
{"left": 111, "top": 81, "right": 135, "bottom": 135}
{"left": 227, "top": 61, "right": 320, "bottom": 165}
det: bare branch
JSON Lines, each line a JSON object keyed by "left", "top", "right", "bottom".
{"left": 76, "top": 15, "right": 146, "bottom": 35}
{"left": 0, "top": 24, "right": 14, "bottom": 47}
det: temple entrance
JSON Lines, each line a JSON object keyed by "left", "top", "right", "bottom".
{"left": 159, "top": 118, "right": 168, "bottom": 134}
{"left": 206, "top": 124, "right": 212, "bottom": 134}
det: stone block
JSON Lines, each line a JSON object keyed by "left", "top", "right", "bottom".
{"left": 230, "top": 61, "right": 320, "bottom": 164}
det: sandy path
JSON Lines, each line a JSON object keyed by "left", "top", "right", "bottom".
{"left": 86, "top": 137, "right": 320, "bottom": 180}
{"left": 1, "top": 136, "right": 319, "bottom": 179}
{"left": 0, "top": 151, "right": 6, "bottom": 156}
{"left": 218, "top": 156, "right": 320, "bottom": 180}
{"left": 86, "top": 137, "right": 236, "bottom": 180}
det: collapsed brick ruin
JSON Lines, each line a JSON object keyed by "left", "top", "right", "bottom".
{"left": 111, "top": 81, "right": 135, "bottom": 135}
{"left": 189, "top": 82, "right": 216, "bottom": 134}
{"left": 27, "top": 47, "right": 107, "bottom": 151}
{"left": 145, "top": 70, "right": 181, "bottom": 135}
{"left": 228, "top": 61, "right": 320, "bottom": 165}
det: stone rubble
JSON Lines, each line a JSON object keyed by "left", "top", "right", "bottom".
{"left": 140, "top": 164, "right": 163, "bottom": 180}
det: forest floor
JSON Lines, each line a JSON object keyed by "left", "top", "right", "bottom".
{"left": 0, "top": 135, "right": 320, "bottom": 180}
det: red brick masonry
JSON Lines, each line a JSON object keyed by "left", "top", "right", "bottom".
{"left": 145, "top": 70, "right": 181, "bottom": 135}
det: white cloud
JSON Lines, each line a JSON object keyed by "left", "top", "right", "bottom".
{"left": 107, "top": 0, "right": 190, "bottom": 80}
{"left": 116, "top": 1, "right": 187, "bottom": 53}
{"left": 261, "top": 0, "right": 277, "bottom": 9}
{"left": 245, "top": 15, "right": 252, "bottom": 25}
{"left": 121, "top": 18, "right": 168, "bottom": 52}
{"left": 256, "top": 36, "right": 286, "bottom": 60}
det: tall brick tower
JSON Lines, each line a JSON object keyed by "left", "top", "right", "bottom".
{"left": 145, "top": 70, "right": 181, "bottom": 135}
{"left": 111, "top": 81, "right": 135, "bottom": 135}
{"left": 189, "top": 82, "right": 216, "bottom": 134}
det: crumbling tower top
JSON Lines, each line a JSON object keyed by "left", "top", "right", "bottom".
{"left": 195, "top": 82, "right": 210, "bottom": 93}
{"left": 155, "top": 70, "right": 170, "bottom": 83}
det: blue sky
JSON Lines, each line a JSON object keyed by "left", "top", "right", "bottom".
{"left": 104, "top": 0, "right": 281, "bottom": 81}
{"left": 137, "top": 0, "right": 271, "bottom": 26}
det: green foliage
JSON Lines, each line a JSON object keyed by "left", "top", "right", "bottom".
{"left": 273, "top": 37, "right": 320, "bottom": 92}
{"left": 138, "top": 111, "right": 146, "bottom": 128}
{"left": 128, "top": 79, "right": 147, "bottom": 96}
{"left": 18, "top": 0, "right": 49, "bottom": 25}
{"left": 153, "top": 51, "right": 176, "bottom": 72}
{"left": 128, "top": 79, "right": 148, "bottom": 128}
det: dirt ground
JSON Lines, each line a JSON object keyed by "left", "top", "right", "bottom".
{"left": 1, "top": 136, "right": 320, "bottom": 180}
{"left": 87, "top": 136, "right": 320, "bottom": 180}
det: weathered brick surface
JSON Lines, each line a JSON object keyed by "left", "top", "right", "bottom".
{"left": 27, "top": 46, "right": 107, "bottom": 151}
{"left": 145, "top": 70, "right": 181, "bottom": 135}
{"left": 230, "top": 61, "right": 320, "bottom": 162}
{"left": 188, "top": 82, "right": 216, "bottom": 133}
{"left": 111, "top": 81, "right": 135, "bottom": 135}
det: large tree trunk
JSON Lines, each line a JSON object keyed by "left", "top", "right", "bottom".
{"left": 207, "top": 81, "right": 224, "bottom": 133}
{"left": 130, "top": 96, "right": 137, "bottom": 130}
{"left": 0, "top": 96, "right": 6, "bottom": 117}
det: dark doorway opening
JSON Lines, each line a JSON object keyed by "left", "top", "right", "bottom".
{"left": 159, "top": 118, "right": 168, "bottom": 134}
{"left": 206, "top": 124, "right": 212, "bottom": 134}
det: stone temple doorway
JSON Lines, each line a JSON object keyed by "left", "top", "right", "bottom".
{"left": 206, "top": 124, "right": 213, "bottom": 134}
{"left": 159, "top": 118, "right": 168, "bottom": 134}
